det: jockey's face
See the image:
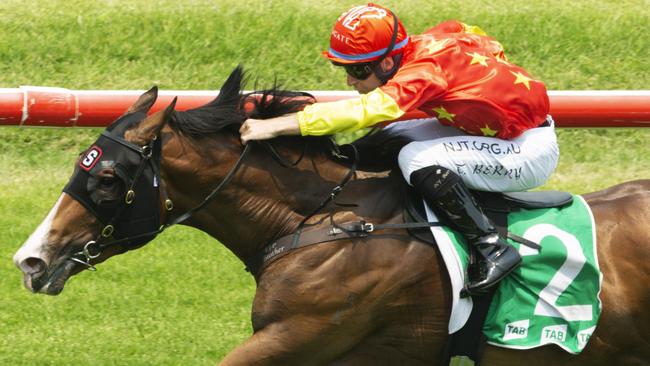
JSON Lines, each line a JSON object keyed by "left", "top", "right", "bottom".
{"left": 347, "top": 72, "right": 383, "bottom": 94}
{"left": 344, "top": 56, "right": 394, "bottom": 94}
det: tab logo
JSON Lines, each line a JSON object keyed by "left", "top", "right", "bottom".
{"left": 339, "top": 6, "right": 387, "bottom": 31}
{"left": 80, "top": 146, "right": 103, "bottom": 171}
{"left": 541, "top": 324, "right": 567, "bottom": 344}
{"left": 577, "top": 326, "right": 596, "bottom": 350}
{"left": 503, "top": 319, "right": 529, "bottom": 341}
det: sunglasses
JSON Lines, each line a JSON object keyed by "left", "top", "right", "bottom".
{"left": 342, "top": 63, "right": 375, "bottom": 80}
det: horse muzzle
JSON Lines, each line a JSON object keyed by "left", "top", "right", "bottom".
{"left": 17, "top": 256, "right": 81, "bottom": 295}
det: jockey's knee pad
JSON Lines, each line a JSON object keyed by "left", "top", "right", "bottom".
{"left": 410, "top": 165, "right": 461, "bottom": 200}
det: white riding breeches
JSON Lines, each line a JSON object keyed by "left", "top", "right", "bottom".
{"left": 394, "top": 117, "right": 559, "bottom": 192}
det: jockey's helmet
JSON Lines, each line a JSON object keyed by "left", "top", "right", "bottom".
{"left": 323, "top": 3, "right": 409, "bottom": 81}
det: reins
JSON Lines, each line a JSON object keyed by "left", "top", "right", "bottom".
{"left": 262, "top": 139, "right": 306, "bottom": 168}
{"left": 165, "top": 143, "right": 251, "bottom": 227}
{"left": 70, "top": 125, "right": 445, "bottom": 276}
{"left": 297, "top": 144, "right": 359, "bottom": 228}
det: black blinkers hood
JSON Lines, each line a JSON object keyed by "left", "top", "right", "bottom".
{"left": 62, "top": 112, "right": 162, "bottom": 250}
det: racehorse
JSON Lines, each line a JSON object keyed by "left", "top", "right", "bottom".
{"left": 13, "top": 67, "right": 650, "bottom": 365}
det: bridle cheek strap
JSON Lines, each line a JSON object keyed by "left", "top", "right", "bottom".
{"left": 68, "top": 137, "right": 252, "bottom": 271}
{"left": 64, "top": 131, "right": 163, "bottom": 269}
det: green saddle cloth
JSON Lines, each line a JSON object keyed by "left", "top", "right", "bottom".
{"left": 429, "top": 195, "right": 601, "bottom": 354}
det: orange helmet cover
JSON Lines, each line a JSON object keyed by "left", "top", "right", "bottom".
{"left": 323, "top": 3, "right": 409, "bottom": 64}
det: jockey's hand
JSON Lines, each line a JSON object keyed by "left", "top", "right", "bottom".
{"left": 240, "top": 114, "right": 301, "bottom": 144}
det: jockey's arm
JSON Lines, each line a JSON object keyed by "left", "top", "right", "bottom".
{"left": 240, "top": 88, "right": 405, "bottom": 144}
{"left": 297, "top": 88, "right": 405, "bottom": 135}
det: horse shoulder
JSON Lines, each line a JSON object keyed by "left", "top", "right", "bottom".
{"left": 248, "top": 231, "right": 450, "bottom": 362}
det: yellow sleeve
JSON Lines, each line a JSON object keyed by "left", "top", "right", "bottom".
{"left": 297, "top": 88, "right": 405, "bottom": 136}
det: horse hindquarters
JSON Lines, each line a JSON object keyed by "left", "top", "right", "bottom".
{"left": 585, "top": 189, "right": 650, "bottom": 364}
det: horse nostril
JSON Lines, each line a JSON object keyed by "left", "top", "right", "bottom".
{"left": 20, "top": 257, "right": 47, "bottom": 276}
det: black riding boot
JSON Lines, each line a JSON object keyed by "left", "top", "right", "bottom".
{"left": 410, "top": 165, "right": 522, "bottom": 297}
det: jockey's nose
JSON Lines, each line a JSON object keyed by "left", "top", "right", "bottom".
{"left": 347, "top": 74, "right": 359, "bottom": 86}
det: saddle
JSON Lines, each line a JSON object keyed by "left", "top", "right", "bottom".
{"left": 404, "top": 186, "right": 574, "bottom": 245}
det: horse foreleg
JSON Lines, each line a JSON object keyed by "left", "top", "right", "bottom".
{"left": 218, "top": 316, "right": 368, "bottom": 366}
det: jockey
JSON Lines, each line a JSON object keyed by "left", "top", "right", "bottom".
{"left": 240, "top": 3, "right": 559, "bottom": 296}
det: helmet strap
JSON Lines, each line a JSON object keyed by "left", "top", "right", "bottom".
{"left": 373, "top": 10, "right": 402, "bottom": 83}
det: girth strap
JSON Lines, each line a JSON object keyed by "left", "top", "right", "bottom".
{"left": 245, "top": 220, "right": 444, "bottom": 277}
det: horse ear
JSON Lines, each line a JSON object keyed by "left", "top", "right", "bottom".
{"left": 126, "top": 86, "right": 159, "bottom": 114}
{"left": 125, "top": 97, "right": 177, "bottom": 144}
{"left": 156, "top": 97, "right": 177, "bottom": 135}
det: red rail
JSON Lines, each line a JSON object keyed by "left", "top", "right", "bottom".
{"left": 1, "top": 87, "right": 649, "bottom": 128}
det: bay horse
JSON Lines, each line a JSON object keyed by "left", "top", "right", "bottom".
{"left": 13, "top": 67, "right": 650, "bottom": 365}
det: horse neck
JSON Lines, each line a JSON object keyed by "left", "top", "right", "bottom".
{"left": 161, "top": 132, "right": 358, "bottom": 262}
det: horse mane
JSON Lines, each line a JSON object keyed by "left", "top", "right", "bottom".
{"left": 167, "top": 65, "right": 250, "bottom": 137}
{"left": 168, "top": 65, "right": 316, "bottom": 138}
{"left": 166, "top": 65, "right": 408, "bottom": 171}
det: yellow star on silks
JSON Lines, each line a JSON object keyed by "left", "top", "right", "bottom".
{"left": 433, "top": 106, "right": 456, "bottom": 122}
{"left": 480, "top": 124, "right": 498, "bottom": 137}
{"left": 425, "top": 39, "right": 447, "bottom": 54}
{"left": 510, "top": 71, "right": 534, "bottom": 90}
{"left": 465, "top": 52, "right": 489, "bottom": 67}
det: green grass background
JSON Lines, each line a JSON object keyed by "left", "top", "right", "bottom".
{"left": 0, "top": 0, "right": 648, "bottom": 364}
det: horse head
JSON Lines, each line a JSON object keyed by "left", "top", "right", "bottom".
{"left": 12, "top": 66, "right": 332, "bottom": 294}
{"left": 12, "top": 83, "right": 180, "bottom": 294}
